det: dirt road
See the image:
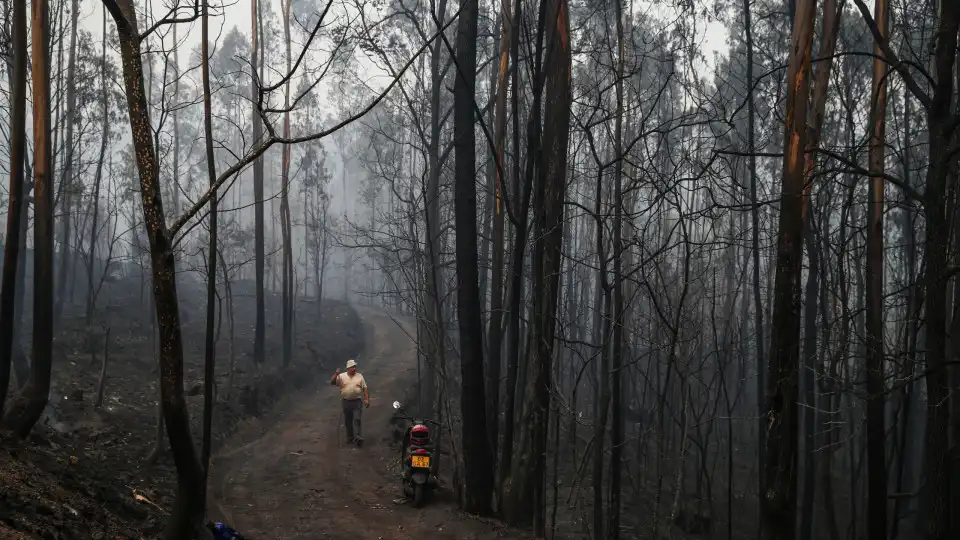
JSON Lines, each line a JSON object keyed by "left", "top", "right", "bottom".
{"left": 209, "top": 305, "right": 520, "bottom": 540}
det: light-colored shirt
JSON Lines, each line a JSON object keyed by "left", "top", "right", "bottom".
{"left": 337, "top": 372, "right": 367, "bottom": 400}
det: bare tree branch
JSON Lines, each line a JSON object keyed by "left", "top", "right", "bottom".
{"left": 168, "top": 6, "right": 464, "bottom": 242}
{"left": 139, "top": 0, "right": 202, "bottom": 42}
{"left": 851, "top": 0, "right": 932, "bottom": 109}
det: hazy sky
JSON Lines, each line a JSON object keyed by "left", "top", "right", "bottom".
{"left": 77, "top": 0, "right": 730, "bottom": 89}
{"left": 70, "top": 0, "right": 729, "bottom": 221}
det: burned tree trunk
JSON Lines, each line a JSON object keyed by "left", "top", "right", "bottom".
{"left": 919, "top": 5, "right": 959, "bottom": 537}
{"left": 280, "top": 0, "right": 294, "bottom": 367}
{"left": 11, "top": 178, "right": 30, "bottom": 390}
{"left": 453, "top": 0, "right": 495, "bottom": 515}
{"left": 499, "top": 0, "right": 536, "bottom": 496}
{"left": 864, "top": 0, "right": 888, "bottom": 536}
{"left": 742, "top": 0, "right": 765, "bottom": 505}
{"left": 798, "top": 1, "right": 840, "bottom": 536}
{"left": 504, "top": 0, "right": 571, "bottom": 534}
{"left": 101, "top": 0, "right": 208, "bottom": 536}
{"left": 422, "top": 0, "right": 449, "bottom": 419}
{"left": 609, "top": 1, "right": 626, "bottom": 535}
{"left": 3, "top": 0, "right": 55, "bottom": 438}
{"left": 252, "top": 0, "right": 266, "bottom": 366}
{"left": 171, "top": 22, "right": 181, "bottom": 218}
{"left": 485, "top": 0, "right": 511, "bottom": 465}
{"left": 200, "top": 0, "right": 218, "bottom": 494}
{"left": 55, "top": 0, "right": 80, "bottom": 322}
{"left": 0, "top": 0, "right": 27, "bottom": 418}
{"left": 87, "top": 4, "right": 110, "bottom": 324}
{"left": 1, "top": 13, "right": 31, "bottom": 397}
{"left": 761, "top": 0, "right": 816, "bottom": 537}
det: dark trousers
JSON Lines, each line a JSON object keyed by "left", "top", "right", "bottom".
{"left": 343, "top": 398, "right": 363, "bottom": 440}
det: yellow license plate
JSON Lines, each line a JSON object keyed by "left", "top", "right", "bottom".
{"left": 411, "top": 455, "right": 430, "bottom": 468}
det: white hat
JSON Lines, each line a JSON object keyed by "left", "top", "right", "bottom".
{"left": 346, "top": 359, "right": 357, "bottom": 368}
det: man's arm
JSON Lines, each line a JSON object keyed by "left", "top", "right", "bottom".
{"left": 329, "top": 368, "right": 341, "bottom": 386}
{"left": 363, "top": 377, "right": 370, "bottom": 406}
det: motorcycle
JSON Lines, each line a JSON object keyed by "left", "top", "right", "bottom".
{"left": 391, "top": 400, "right": 440, "bottom": 507}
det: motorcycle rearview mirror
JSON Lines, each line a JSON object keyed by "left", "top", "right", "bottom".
{"left": 392, "top": 401, "right": 401, "bottom": 409}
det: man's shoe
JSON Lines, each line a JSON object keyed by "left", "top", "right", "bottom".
{"left": 355, "top": 437, "right": 364, "bottom": 447}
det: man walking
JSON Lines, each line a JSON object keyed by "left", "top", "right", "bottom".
{"left": 330, "top": 359, "right": 369, "bottom": 446}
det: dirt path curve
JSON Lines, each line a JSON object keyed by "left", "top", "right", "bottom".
{"left": 209, "top": 305, "right": 520, "bottom": 540}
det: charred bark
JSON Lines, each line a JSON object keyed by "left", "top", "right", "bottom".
{"left": 504, "top": 0, "right": 571, "bottom": 533}
{"left": 102, "top": 0, "right": 209, "bottom": 536}
{"left": 421, "top": 0, "right": 448, "bottom": 418}
{"left": 499, "top": 0, "right": 539, "bottom": 496}
{"left": 798, "top": 2, "right": 841, "bottom": 536}
{"left": 609, "top": 1, "right": 625, "bottom": 535}
{"left": 742, "top": 0, "right": 765, "bottom": 508}
{"left": 453, "top": 0, "right": 495, "bottom": 515}
{"left": 0, "top": 0, "right": 27, "bottom": 418}
{"left": 252, "top": 0, "right": 266, "bottom": 366}
{"left": 3, "top": 0, "right": 55, "bottom": 439}
{"left": 760, "top": 0, "right": 816, "bottom": 537}
{"left": 281, "top": 0, "right": 294, "bottom": 367}
{"left": 485, "top": 0, "right": 511, "bottom": 464}
{"left": 200, "top": 0, "right": 218, "bottom": 497}
{"left": 55, "top": 0, "right": 79, "bottom": 322}
{"left": 919, "top": 5, "right": 960, "bottom": 536}
{"left": 864, "top": 0, "right": 888, "bottom": 536}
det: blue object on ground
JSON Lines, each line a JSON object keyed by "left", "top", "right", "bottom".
{"left": 208, "top": 521, "right": 245, "bottom": 540}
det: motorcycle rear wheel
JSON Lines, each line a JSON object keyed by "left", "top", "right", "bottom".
{"left": 412, "top": 483, "right": 425, "bottom": 508}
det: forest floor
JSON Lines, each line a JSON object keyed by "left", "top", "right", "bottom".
{"left": 0, "top": 274, "right": 364, "bottom": 539}
{"left": 208, "top": 304, "right": 528, "bottom": 539}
